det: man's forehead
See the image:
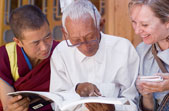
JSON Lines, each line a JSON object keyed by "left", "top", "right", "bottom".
{"left": 66, "top": 16, "right": 95, "bottom": 30}
{"left": 69, "top": 31, "right": 94, "bottom": 39}
{"left": 66, "top": 13, "right": 94, "bottom": 23}
{"left": 22, "top": 29, "right": 50, "bottom": 41}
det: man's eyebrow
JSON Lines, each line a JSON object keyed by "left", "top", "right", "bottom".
{"left": 43, "top": 32, "right": 51, "bottom": 38}
{"left": 32, "top": 32, "right": 51, "bottom": 43}
{"left": 70, "top": 31, "right": 94, "bottom": 39}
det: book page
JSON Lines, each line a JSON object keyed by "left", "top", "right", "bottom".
{"left": 139, "top": 76, "right": 163, "bottom": 82}
{"left": 8, "top": 91, "right": 129, "bottom": 111}
{"left": 59, "top": 96, "right": 129, "bottom": 111}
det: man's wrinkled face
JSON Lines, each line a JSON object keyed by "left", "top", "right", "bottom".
{"left": 65, "top": 15, "right": 100, "bottom": 57}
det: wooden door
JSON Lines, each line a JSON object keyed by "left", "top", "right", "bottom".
{"left": 104, "top": 0, "right": 142, "bottom": 47}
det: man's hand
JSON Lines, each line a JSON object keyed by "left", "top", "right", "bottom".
{"left": 5, "top": 95, "right": 30, "bottom": 111}
{"left": 85, "top": 103, "right": 115, "bottom": 111}
{"left": 75, "top": 82, "right": 101, "bottom": 97}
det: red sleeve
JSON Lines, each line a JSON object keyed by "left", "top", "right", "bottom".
{"left": 0, "top": 46, "right": 14, "bottom": 86}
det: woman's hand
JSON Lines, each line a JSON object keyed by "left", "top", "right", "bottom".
{"left": 137, "top": 73, "right": 169, "bottom": 94}
{"left": 136, "top": 76, "right": 154, "bottom": 110}
{"left": 136, "top": 76, "right": 153, "bottom": 96}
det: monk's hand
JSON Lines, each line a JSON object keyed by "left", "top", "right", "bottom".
{"left": 85, "top": 103, "right": 115, "bottom": 111}
{"left": 75, "top": 82, "right": 101, "bottom": 97}
{"left": 6, "top": 95, "right": 30, "bottom": 111}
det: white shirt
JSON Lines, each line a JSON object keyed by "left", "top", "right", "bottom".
{"left": 50, "top": 32, "right": 139, "bottom": 111}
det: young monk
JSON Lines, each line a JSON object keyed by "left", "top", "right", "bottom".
{"left": 0, "top": 5, "right": 59, "bottom": 111}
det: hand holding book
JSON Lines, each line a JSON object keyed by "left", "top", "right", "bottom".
{"left": 8, "top": 91, "right": 129, "bottom": 111}
{"left": 139, "top": 76, "right": 163, "bottom": 82}
{"left": 75, "top": 82, "right": 101, "bottom": 97}
{"left": 5, "top": 95, "right": 30, "bottom": 111}
{"left": 75, "top": 82, "right": 115, "bottom": 111}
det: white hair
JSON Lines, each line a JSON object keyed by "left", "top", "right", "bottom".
{"left": 62, "top": 0, "right": 101, "bottom": 32}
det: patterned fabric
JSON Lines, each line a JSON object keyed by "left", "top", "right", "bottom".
{"left": 157, "top": 93, "right": 169, "bottom": 111}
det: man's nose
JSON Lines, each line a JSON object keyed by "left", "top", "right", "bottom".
{"left": 81, "top": 37, "right": 87, "bottom": 43}
{"left": 39, "top": 41, "right": 48, "bottom": 51}
{"left": 80, "top": 40, "right": 91, "bottom": 50}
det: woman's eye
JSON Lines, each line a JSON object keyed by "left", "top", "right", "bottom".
{"left": 132, "top": 20, "right": 137, "bottom": 25}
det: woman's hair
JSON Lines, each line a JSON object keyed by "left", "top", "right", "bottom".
{"left": 62, "top": 0, "right": 101, "bottom": 32}
{"left": 128, "top": 0, "right": 169, "bottom": 23}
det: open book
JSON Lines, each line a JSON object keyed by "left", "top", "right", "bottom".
{"left": 139, "top": 76, "right": 163, "bottom": 82}
{"left": 8, "top": 91, "right": 129, "bottom": 111}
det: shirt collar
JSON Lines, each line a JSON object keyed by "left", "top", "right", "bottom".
{"left": 158, "top": 48, "right": 169, "bottom": 65}
{"left": 93, "top": 32, "right": 104, "bottom": 64}
{"left": 75, "top": 47, "right": 86, "bottom": 62}
{"left": 21, "top": 48, "right": 32, "bottom": 70}
{"left": 75, "top": 32, "right": 104, "bottom": 63}
{"left": 155, "top": 43, "right": 169, "bottom": 65}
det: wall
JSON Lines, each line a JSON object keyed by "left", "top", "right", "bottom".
{"left": 0, "top": 0, "right": 62, "bottom": 46}
{"left": 104, "top": 0, "right": 142, "bottom": 47}
{"left": 0, "top": 0, "right": 142, "bottom": 47}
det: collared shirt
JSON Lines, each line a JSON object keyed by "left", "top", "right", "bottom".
{"left": 136, "top": 42, "right": 169, "bottom": 105}
{"left": 50, "top": 32, "right": 139, "bottom": 111}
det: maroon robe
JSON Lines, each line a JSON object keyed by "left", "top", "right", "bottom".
{"left": 0, "top": 40, "right": 59, "bottom": 111}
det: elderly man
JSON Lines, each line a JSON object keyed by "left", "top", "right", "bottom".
{"left": 50, "top": 0, "right": 139, "bottom": 111}
{"left": 0, "top": 5, "right": 59, "bottom": 111}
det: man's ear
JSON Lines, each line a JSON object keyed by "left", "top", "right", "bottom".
{"left": 61, "top": 27, "right": 67, "bottom": 40}
{"left": 167, "top": 22, "right": 169, "bottom": 29}
{"left": 61, "top": 27, "right": 66, "bottom": 34}
{"left": 166, "top": 19, "right": 169, "bottom": 29}
{"left": 100, "top": 18, "right": 105, "bottom": 31}
{"left": 13, "top": 37, "right": 23, "bottom": 47}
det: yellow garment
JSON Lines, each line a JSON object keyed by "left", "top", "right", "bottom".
{"left": 5, "top": 42, "right": 19, "bottom": 81}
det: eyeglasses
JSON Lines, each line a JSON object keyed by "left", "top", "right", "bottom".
{"left": 64, "top": 5, "right": 99, "bottom": 47}
{"left": 64, "top": 32, "right": 99, "bottom": 47}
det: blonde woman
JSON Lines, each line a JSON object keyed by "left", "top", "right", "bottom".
{"left": 128, "top": 0, "right": 169, "bottom": 110}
